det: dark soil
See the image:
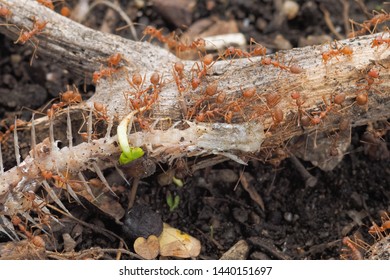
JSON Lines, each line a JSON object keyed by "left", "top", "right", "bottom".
{"left": 0, "top": 0, "right": 389, "bottom": 260}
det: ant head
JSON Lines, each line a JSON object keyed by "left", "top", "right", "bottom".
{"left": 291, "top": 91, "right": 300, "bottom": 100}
{"left": 143, "top": 26, "right": 155, "bottom": 35}
{"left": 367, "top": 68, "right": 379, "bottom": 79}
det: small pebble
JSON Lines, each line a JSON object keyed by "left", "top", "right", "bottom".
{"left": 274, "top": 34, "right": 292, "bottom": 50}
{"left": 282, "top": 0, "right": 300, "bottom": 20}
{"left": 250, "top": 251, "right": 271, "bottom": 260}
{"left": 284, "top": 212, "right": 293, "bottom": 222}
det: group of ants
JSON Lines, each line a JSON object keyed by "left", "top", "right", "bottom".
{"left": 89, "top": 26, "right": 387, "bottom": 133}
{"left": 0, "top": 1, "right": 389, "bottom": 132}
{"left": 0, "top": 1, "right": 390, "bottom": 257}
{"left": 0, "top": 3, "right": 388, "bottom": 163}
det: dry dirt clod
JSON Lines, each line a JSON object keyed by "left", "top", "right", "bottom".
{"left": 121, "top": 204, "right": 163, "bottom": 240}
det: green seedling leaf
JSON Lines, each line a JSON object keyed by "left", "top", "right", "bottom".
{"left": 172, "top": 176, "right": 184, "bottom": 188}
{"left": 166, "top": 192, "right": 180, "bottom": 212}
{"left": 119, "top": 147, "right": 144, "bottom": 165}
{"left": 173, "top": 195, "right": 180, "bottom": 210}
{"left": 166, "top": 192, "right": 173, "bottom": 209}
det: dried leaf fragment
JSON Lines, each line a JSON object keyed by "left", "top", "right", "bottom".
{"left": 134, "top": 235, "right": 160, "bottom": 260}
{"left": 158, "top": 223, "right": 201, "bottom": 258}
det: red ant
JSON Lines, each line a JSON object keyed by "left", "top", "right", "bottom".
{"left": 187, "top": 81, "right": 219, "bottom": 119}
{"left": 196, "top": 53, "right": 215, "bottom": 79}
{"left": 188, "top": 38, "right": 206, "bottom": 50}
{"left": 305, "top": 95, "right": 336, "bottom": 126}
{"left": 260, "top": 53, "right": 298, "bottom": 75}
{"left": 241, "top": 86, "right": 257, "bottom": 99}
{"left": 222, "top": 100, "right": 247, "bottom": 123}
{"left": 172, "top": 62, "right": 187, "bottom": 94}
{"left": 107, "top": 52, "right": 122, "bottom": 67}
{"left": 143, "top": 25, "right": 206, "bottom": 53}
{"left": 317, "top": 96, "right": 334, "bottom": 120}
{"left": 349, "top": 10, "right": 390, "bottom": 37}
{"left": 195, "top": 107, "right": 222, "bottom": 122}
{"left": 13, "top": 18, "right": 47, "bottom": 65}
{"left": 142, "top": 25, "right": 165, "bottom": 42}
{"left": 15, "top": 18, "right": 47, "bottom": 45}
{"left": 60, "top": 85, "right": 82, "bottom": 104}
{"left": 249, "top": 38, "right": 267, "bottom": 57}
{"left": 265, "top": 92, "right": 281, "bottom": 108}
{"left": 321, "top": 41, "right": 353, "bottom": 64}
{"left": 92, "top": 67, "right": 119, "bottom": 84}
{"left": 191, "top": 75, "right": 201, "bottom": 90}
{"left": 174, "top": 61, "right": 185, "bottom": 78}
{"left": 11, "top": 215, "right": 46, "bottom": 248}
{"left": 150, "top": 72, "right": 161, "bottom": 90}
{"left": 47, "top": 102, "right": 66, "bottom": 118}
{"left": 37, "top": 0, "right": 54, "bottom": 10}
{"left": 0, "top": 5, "right": 12, "bottom": 19}
{"left": 145, "top": 72, "right": 162, "bottom": 108}
{"left": 47, "top": 86, "right": 82, "bottom": 117}
{"left": 93, "top": 102, "right": 109, "bottom": 122}
{"left": 176, "top": 37, "right": 206, "bottom": 52}
{"left": 224, "top": 111, "right": 233, "bottom": 123}
{"left": 46, "top": 86, "right": 82, "bottom": 118}
{"left": 371, "top": 34, "right": 390, "bottom": 49}
{"left": 92, "top": 53, "right": 123, "bottom": 84}
{"left": 272, "top": 107, "right": 284, "bottom": 125}
{"left": 60, "top": 6, "right": 71, "bottom": 17}
{"left": 333, "top": 93, "right": 346, "bottom": 105}
{"left": 290, "top": 91, "right": 307, "bottom": 126}
{"left": 0, "top": 119, "right": 26, "bottom": 145}
{"left": 369, "top": 220, "right": 390, "bottom": 235}
{"left": 127, "top": 72, "right": 146, "bottom": 93}
{"left": 215, "top": 91, "right": 226, "bottom": 104}
{"left": 356, "top": 92, "right": 368, "bottom": 106}
{"left": 221, "top": 38, "right": 266, "bottom": 62}
{"left": 354, "top": 67, "right": 382, "bottom": 105}
{"left": 92, "top": 53, "right": 123, "bottom": 83}
{"left": 222, "top": 46, "right": 251, "bottom": 60}
{"left": 366, "top": 11, "right": 390, "bottom": 29}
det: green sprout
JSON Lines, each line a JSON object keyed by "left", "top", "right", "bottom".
{"left": 117, "top": 109, "right": 145, "bottom": 165}
{"left": 166, "top": 192, "right": 180, "bottom": 212}
{"left": 172, "top": 176, "right": 184, "bottom": 188}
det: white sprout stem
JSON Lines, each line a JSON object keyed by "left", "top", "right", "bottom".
{"left": 117, "top": 107, "right": 145, "bottom": 155}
